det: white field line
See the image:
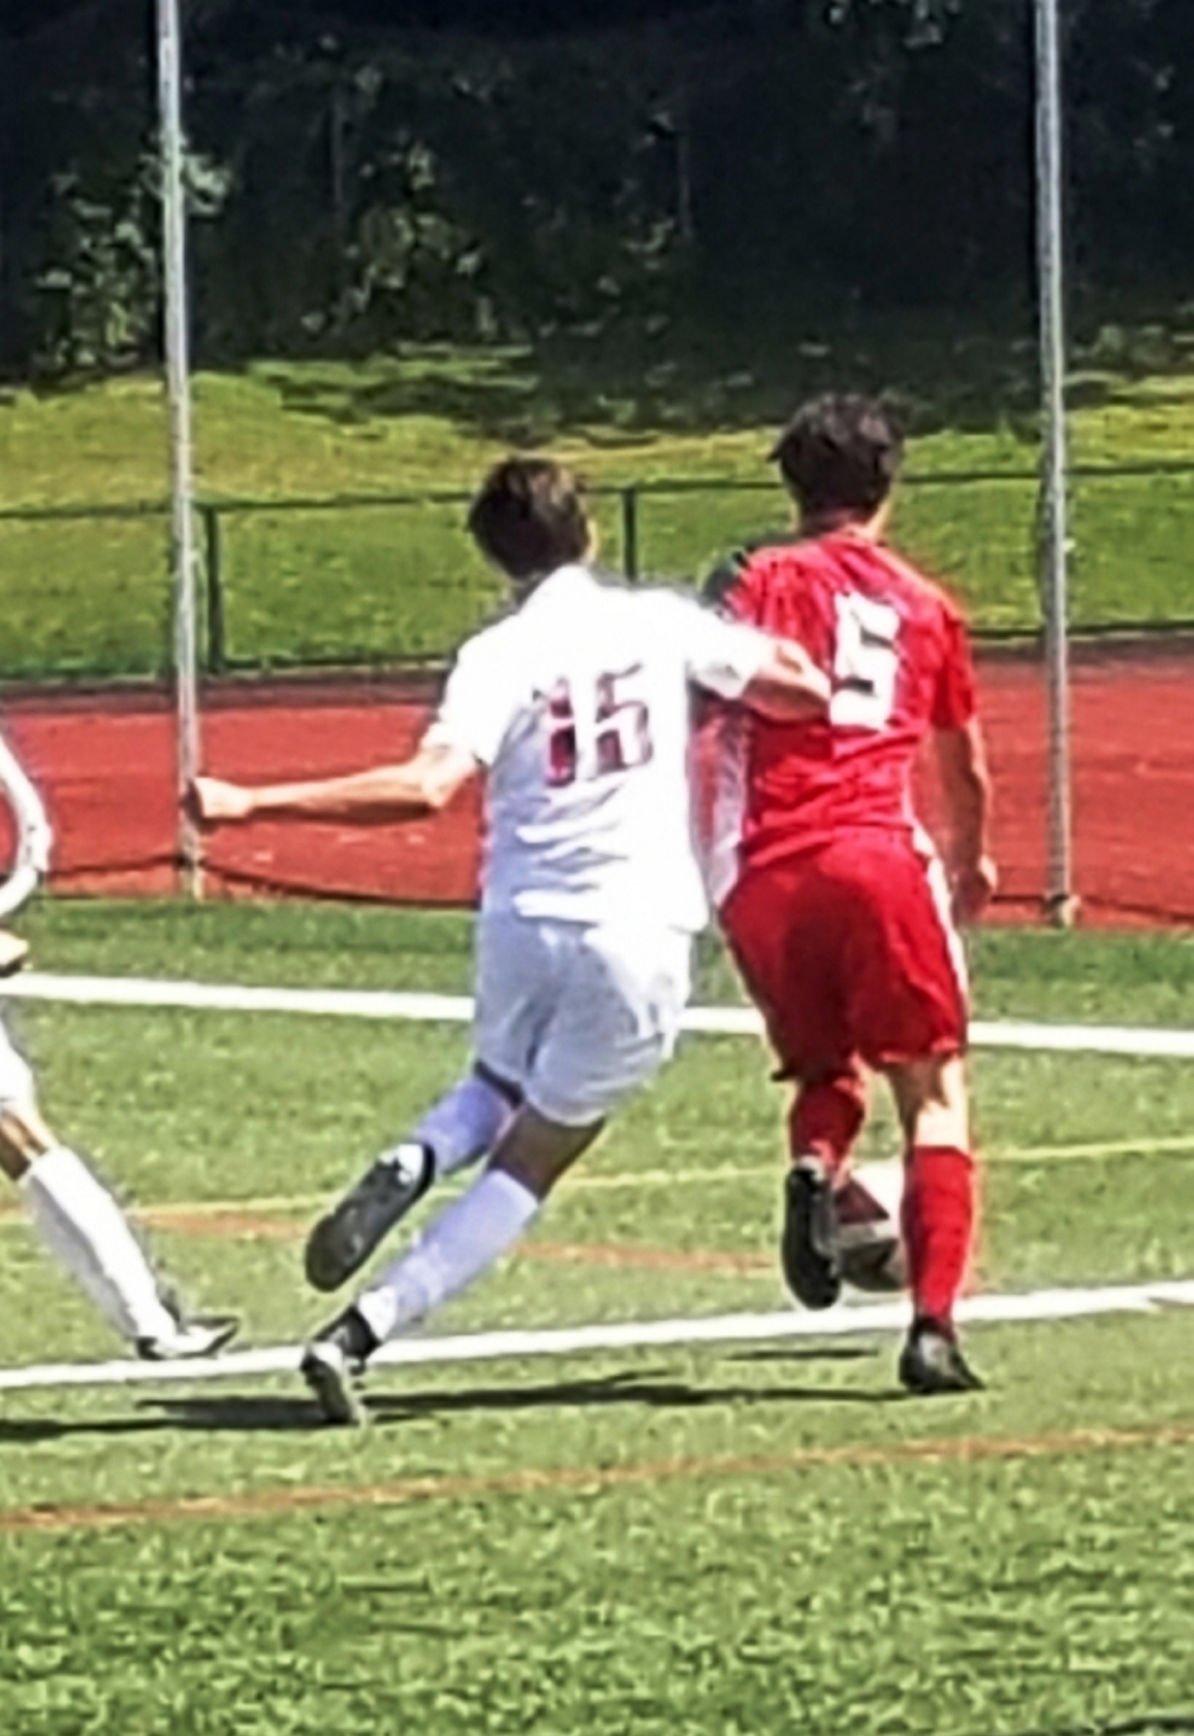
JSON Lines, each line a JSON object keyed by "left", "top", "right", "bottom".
{"left": 8, "top": 971, "right": 1194, "bottom": 1059}
{"left": 2, "top": 1277, "right": 1193, "bottom": 1395}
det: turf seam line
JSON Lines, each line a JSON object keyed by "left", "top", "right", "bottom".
{"left": 8, "top": 971, "right": 1194, "bottom": 1059}
{"left": 5, "top": 1133, "right": 1193, "bottom": 1236}
{"left": 2, "top": 1277, "right": 1192, "bottom": 1394}
{"left": 5, "top": 1420, "right": 1194, "bottom": 1537}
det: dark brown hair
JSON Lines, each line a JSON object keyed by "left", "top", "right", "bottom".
{"left": 770, "top": 394, "right": 905, "bottom": 519}
{"left": 467, "top": 457, "right": 592, "bottom": 581}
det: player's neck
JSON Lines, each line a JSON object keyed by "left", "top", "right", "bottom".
{"left": 510, "top": 571, "right": 554, "bottom": 606}
{"left": 799, "top": 511, "right": 885, "bottom": 543}
{"left": 510, "top": 559, "right": 590, "bottom": 607}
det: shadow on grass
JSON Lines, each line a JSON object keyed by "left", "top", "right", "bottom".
{"left": 364, "top": 1359, "right": 899, "bottom": 1426}
{"left": 1013, "top": 1720, "right": 1194, "bottom": 1736}
{"left": 0, "top": 1394, "right": 320, "bottom": 1443}
{"left": 256, "top": 313, "right": 1194, "bottom": 456}
{"left": 251, "top": 318, "right": 1055, "bottom": 452}
{"left": 0, "top": 1349, "right": 894, "bottom": 1442}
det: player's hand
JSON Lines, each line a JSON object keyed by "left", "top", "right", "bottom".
{"left": 951, "top": 854, "right": 998, "bottom": 925}
{"left": 0, "top": 929, "right": 30, "bottom": 977}
{"left": 188, "top": 776, "right": 256, "bottom": 826}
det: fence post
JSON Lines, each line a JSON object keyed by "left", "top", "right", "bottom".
{"left": 201, "top": 505, "right": 226, "bottom": 675}
{"left": 620, "top": 486, "right": 640, "bottom": 580}
{"left": 1034, "top": 0, "right": 1076, "bottom": 927}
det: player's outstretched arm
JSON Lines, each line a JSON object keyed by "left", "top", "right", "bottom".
{"left": 190, "top": 744, "right": 479, "bottom": 828}
{"left": 739, "top": 638, "right": 831, "bottom": 721}
{"left": 666, "top": 590, "right": 827, "bottom": 718}
{"left": 934, "top": 720, "right": 997, "bottom": 923}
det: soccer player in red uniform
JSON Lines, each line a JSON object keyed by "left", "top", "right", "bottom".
{"left": 705, "top": 394, "right": 996, "bottom": 1394}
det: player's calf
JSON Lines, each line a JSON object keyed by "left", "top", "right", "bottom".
{"left": 304, "top": 1071, "right": 517, "bottom": 1292}
{"left": 10, "top": 1117, "right": 240, "bottom": 1354}
{"left": 301, "top": 1114, "right": 598, "bottom": 1422}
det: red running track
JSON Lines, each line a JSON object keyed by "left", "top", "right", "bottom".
{"left": 1, "top": 650, "right": 1191, "bottom": 925}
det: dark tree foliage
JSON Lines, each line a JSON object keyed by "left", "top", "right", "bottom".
{"left": 1, "top": 0, "right": 1191, "bottom": 378}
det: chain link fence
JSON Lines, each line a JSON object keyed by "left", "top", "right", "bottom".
{"left": 3, "top": 462, "right": 1194, "bottom": 680}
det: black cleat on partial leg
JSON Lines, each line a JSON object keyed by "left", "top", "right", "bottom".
{"left": 300, "top": 1307, "right": 379, "bottom": 1427}
{"left": 898, "top": 1317, "right": 985, "bottom": 1395}
{"left": 304, "top": 1143, "right": 432, "bottom": 1292}
{"left": 136, "top": 1311, "right": 240, "bottom": 1362}
{"left": 781, "top": 1157, "right": 842, "bottom": 1310}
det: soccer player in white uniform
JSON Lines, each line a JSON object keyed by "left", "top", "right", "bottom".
{"left": 0, "top": 730, "right": 238, "bottom": 1360}
{"left": 193, "top": 457, "right": 829, "bottom": 1423}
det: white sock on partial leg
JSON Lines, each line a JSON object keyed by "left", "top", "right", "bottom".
{"left": 356, "top": 1169, "right": 539, "bottom": 1343}
{"left": 20, "top": 1147, "right": 176, "bottom": 1344}
{"left": 409, "top": 1074, "right": 516, "bottom": 1181}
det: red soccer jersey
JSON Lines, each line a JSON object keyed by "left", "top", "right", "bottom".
{"left": 704, "top": 529, "right": 977, "bottom": 902}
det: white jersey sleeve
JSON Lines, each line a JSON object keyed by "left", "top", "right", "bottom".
{"left": 0, "top": 729, "right": 53, "bottom": 919}
{"left": 421, "top": 624, "right": 524, "bottom": 769}
{"left": 649, "top": 589, "right": 772, "bottom": 700}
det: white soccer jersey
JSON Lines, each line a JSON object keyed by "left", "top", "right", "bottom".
{"left": 0, "top": 726, "right": 52, "bottom": 1109}
{"left": 424, "top": 564, "right": 772, "bottom": 931}
{"left": 0, "top": 726, "right": 52, "bottom": 919}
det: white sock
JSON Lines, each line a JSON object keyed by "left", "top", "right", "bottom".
{"left": 356, "top": 1169, "right": 539, "bottom": 1342}
{"left": 20, "top": 1147, "right": 176, "bottom": 1344}
{"left": 408, "top": 1074, "right": 516, "bottom": 1181}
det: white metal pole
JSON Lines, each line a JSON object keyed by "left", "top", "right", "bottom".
{"left": 1034, "top": 0, "right": 1075, "bottom": 924}
{"left": 156, "top": 0, "right": 202, "bottom": 897}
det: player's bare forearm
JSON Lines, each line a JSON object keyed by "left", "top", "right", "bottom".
{"left": 934, "top": 721, "right": 997, "bottom": 921}
{"left": 936, "top": 723, "right": 991, "bottom": 861}
{"left": 191, "top": 748, "right": 477, "bottom": 828}
{"left": 742, "top": 639, "right": 832, "bottom": 720}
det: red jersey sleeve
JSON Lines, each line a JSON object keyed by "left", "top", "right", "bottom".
{"left": 714, "top": 550, "right": 834, "bottom": 666}
{"left": 930, "top": 607, "right": 978, "bottom": 729}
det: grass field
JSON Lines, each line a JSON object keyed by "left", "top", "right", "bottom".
{"left": 0, "top": 900, "right": 1192, "bottom": 1733}
{"left": 3, "top": 330, "right": 1194, "bottom": 676}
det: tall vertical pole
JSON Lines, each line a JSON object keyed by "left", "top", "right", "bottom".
{"left": 157, "top": 0, "right": 202, "bottom": 896}
{"left": 1034, "top": 0, "right": 1075, "bottom": 924}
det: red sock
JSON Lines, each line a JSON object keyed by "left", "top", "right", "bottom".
{"left": 790, "top": 1071, "right": 866, "bottom": 1179}
{"left": 901, "top": 1145, "right": 976, "bottom": 1326}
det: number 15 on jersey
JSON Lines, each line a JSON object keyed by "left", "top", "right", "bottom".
{"left": 542, "top": 668, "right": 655, "bottom": 787}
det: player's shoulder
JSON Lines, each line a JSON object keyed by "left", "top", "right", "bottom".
{"left": 612, "top": 582, "right": 717, "bottom": 670}
{"left": 702, "top": 532, "right": 806, "bottom": 609}
{"left": 863, "top": 541, "right": 967, "bottom": 626}
{"left": 449, "top": 603, "right": 528, "bottom": 684}
{"left": 586, "top": 565, "right": 651, "bottom": 611}
{"left": 458, "top": 610, "right": 518, "bottom": 658}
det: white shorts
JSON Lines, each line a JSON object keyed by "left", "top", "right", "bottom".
{"left": 474, "top": 914, "right": 692, "bottom": 1127}
{"left": 0, "top": 1012, "right": 35, "bottom": 1111}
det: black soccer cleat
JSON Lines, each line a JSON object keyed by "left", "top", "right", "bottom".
{"left": 304, "top": 1142, "right": 433, "bottom": 1292}
{"left": 300, "top": 1307, "right": 380, "bottom": 1427}
{"left": 781, "top": 1157, "right": 843, "bottom": 1310}
{"left": 898, "top": 1318, "right": 985, "bottom": 1396}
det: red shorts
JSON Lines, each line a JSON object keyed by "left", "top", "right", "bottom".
{"left": 721, "top": 834, "right": 968, "bottom": 1078}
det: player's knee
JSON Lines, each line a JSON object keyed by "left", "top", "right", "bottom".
{"left": 491, "top": 1105, "right": 603, "bottom": 1200}
{"left": 888, "top": 1053, "right": 969, "bottom": 1149}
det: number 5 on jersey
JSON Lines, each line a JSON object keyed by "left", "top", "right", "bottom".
{"left": 544, "top": 669, "right": 655, "bottom": 787}
{"left": 830, "top": 592, "right": 900, "bottom": 731}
